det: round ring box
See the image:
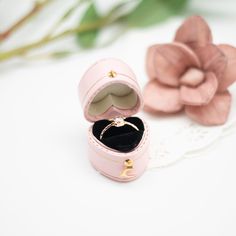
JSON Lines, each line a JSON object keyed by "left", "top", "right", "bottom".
{"left": 78, "top": 58, "right": 150, "bottom": 182}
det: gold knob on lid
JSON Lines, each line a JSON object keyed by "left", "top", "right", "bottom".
{"left": 108, "top": 70, "right": 117, "bottom": 78}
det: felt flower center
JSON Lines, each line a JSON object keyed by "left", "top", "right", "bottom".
{"left": 180, "top": 67, "right": 205, "bottom": 87}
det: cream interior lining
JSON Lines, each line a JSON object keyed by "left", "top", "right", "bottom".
{"left": 88, "top": 84, "right": 138, "bottom": 116}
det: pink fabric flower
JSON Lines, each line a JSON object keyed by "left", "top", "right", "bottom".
{"left": 144, "top": 15, "right": 236, "bottom": 125}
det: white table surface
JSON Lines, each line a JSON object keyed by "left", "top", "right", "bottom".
{"left": 0, "top": 1, "right": 236, "bottom": 235}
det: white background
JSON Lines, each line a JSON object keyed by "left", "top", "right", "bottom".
{"left": 0, "top": 0, "right": 236, "bottom": 235}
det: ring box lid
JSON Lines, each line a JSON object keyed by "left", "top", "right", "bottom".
{"left": 78, "top": 58, "right": 143, "bottom": 122}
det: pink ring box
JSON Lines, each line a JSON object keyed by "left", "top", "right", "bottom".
{"left": 78, "top": 58, "right": 150, "bottom": 182}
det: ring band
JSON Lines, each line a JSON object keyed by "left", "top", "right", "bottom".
{"left": 99, "top": 117, "right": 139, "bottom": 140}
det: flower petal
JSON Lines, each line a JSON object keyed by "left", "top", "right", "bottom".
{"left": 218, "top": 44, "right": 236, "bottom": 92}
{"left": 180, "top": 72, "right": 218, "bottom": 105}
{"left": 194, "top": 44, "right": 227, "bottom": 80}
{"left": 146, "top": 43, "right": 200, "bottom": 87}
{"left": 143, "top": 80, "right": 183, "bottom": 113}
{"left": 185, "top": 91, "right": 232, "bottom": 125}
{"left": 174, "top": 15, "right": 212, "bottom": 48}
{"left": 146, "top": 44, "right": 159, "bottom": 81}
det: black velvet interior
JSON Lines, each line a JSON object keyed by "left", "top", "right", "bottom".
{"left": 92, "top": 117, "right": 144, "bottom": 153}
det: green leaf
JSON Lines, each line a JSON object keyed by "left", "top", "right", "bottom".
{"left": 77, "top": 3, "right": 100, "bottom": 48}
{"left": 120, "top": 0, "right": 188, "bottom": 28}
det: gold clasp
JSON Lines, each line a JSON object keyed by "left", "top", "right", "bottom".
{"left": 120, "top": 159, "right": 134, "bottom": 178}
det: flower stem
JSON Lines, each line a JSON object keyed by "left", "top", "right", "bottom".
{"left": 0, "top": 0, "right": 51, "bottom": 42}
{"left": 0, "top": 19, "right": 108, "bottom": 62}
{"left": 44, "top": 0, "right": 84, "bottom": 39}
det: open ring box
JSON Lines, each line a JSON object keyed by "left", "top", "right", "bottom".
{"left": 78, "top": 58, "right": 150, "bottom": 182}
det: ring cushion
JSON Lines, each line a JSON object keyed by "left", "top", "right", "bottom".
{"left": 92, "top": 117, "right": 144, "bottom": 152}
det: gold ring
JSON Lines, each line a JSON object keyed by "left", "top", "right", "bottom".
{"left": 99, "top": 117, "right": 139, "bottom": 140}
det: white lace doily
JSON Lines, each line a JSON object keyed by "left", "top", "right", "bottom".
{"left": 142, "top": 90, "right": 236, "bottom": 169}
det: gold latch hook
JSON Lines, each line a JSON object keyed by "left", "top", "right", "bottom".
{"left": 120, "top": 159, "right": 134, "bottom": 178}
